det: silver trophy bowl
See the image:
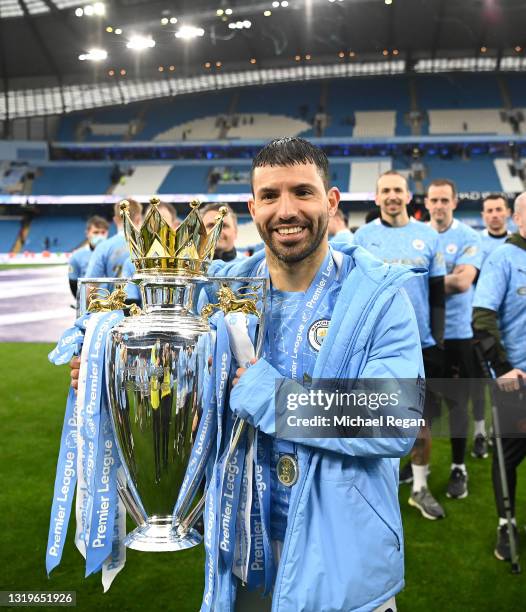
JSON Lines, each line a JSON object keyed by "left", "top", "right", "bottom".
{"left": 105, "top": 277, "right": 213, "bottom": 552}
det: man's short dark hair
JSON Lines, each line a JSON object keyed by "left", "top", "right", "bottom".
{"left": 482, "top": 193, "right": 509, "bottom": 210}
{"left": 201, "top": 202, "right": 237, "bottom": 225}
{"left": 86, "top": 215, "right": 109, "bottom": 231}
{"left": 251, "top": 137, "right": 330, "bottom": 192}
{"left": 428, "top": 178, "right": 457, "bottom": 198}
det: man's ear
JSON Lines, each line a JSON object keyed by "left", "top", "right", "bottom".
{"left": 247, "top": 197, "right": 256, "bottom": 221}
{"left": 327, "top": 187, "right": 340, "bottom": 216}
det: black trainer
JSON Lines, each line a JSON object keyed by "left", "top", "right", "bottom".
{"left": 495, "top": 523, "right": 519, "bottom": 561}
{"left": 472, "top": 434, "right": 489, "bottom": 459}
{"left": 399, "top": 462, "right": 413, "bottom": 484}
{"left": 446, "top": 467, "right": 468, "bottom": 499}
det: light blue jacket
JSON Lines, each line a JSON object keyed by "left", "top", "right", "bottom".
{"left": 207, "top": 244, "right": 424, "bottom": 612}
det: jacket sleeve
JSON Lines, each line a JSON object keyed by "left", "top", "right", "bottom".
{"left": 229, "top": 289, "right": 424, "bottom": 458}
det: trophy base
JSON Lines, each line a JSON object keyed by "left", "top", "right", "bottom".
{"left": 124, "top": 517, "right": 202, "bottom": 552}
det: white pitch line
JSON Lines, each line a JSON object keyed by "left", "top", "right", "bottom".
{"left": 0, "top": 308, "right": 74, "bottom": 327}
{"left": 0, "top": 284, "right": 68, "bottom": 300}
{"left": 0, "top": 265, "right": 68, "bottom": 277}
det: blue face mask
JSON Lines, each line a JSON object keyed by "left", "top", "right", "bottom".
{"left": 89, "top": 234, "right": 107, "bottom": 248}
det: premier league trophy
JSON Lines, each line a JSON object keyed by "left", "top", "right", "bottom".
{"left": 103, "top": 199, "right": 262, "bottom": 552}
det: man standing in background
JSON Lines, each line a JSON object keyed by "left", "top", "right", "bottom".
{"left": 426, "top": 179, "right": 482, "bottom": 500}
{"left": 85, "top": 199, "right": 143, "bottom": 279}
{"left": 200, "top": 203, "right": 246, "bottom": 262}
{"left": 473, "top": 191, "right": 526, "bottom": 561}
{"left": 68, "top": 215, "right": 109, "bottom": 297}
{"left": 480, "top": 194, "right": 511, "bottom": 265}
{"left": 354, "top": 171, "right": 446, "bottom": 520}
{"left": 470, "top": 194, "right": 512, "bottom": 459}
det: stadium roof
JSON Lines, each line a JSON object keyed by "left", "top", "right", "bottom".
{"left": 1, "top": 0, "right": 525, "bottom": 92}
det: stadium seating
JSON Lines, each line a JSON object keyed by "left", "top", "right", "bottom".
{"left": 0, "top": 218, "right": 21, "bottom": 252}
{"left": 158, "top": 165, "right": 211, "bottom": 193}
{"left": 349, "top": 159, "right": 393, "bottom": 192}
{"left": 24, "top": 215, "right": 86, "bottom": 252}
{"left": 500, "top": 74, "right": 524, "bottom": 110}
{"left": 0, "top": 162, "right": 30, "bottom": 194}
{"left": 112, "top": 165, "right": 174, "bottom": 195}
{"left": 493, "top": 158, "right": 525, "bottom": 192}
{"left": 325, "top": 77, "right": 410, "bottom": 137}
{"left": 57, "top": 105, "right": 144, "bottom": 142}
{"left": 422, "top": 158, "right": 501, "bottom": 192}
{"left": 51, "top": 73, "right": 526, "bottom": 142}
{"left": 428, "top": 109, "right": 512, "bottom": 135}
{"left": 31, "top": 166, "right": 112, "bottom": 195}
{"left": 236, "top": 217, "right": 262, "bottom": 249}
{"left": 415, "top": 74, "right": 503, "bottom": 109}
{"left": 141, "top": 92, "right": 231, "bottom": 141}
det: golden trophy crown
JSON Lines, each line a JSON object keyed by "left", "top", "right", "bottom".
{"left": 120, "top": 197, "right": 227, "bottom": 277}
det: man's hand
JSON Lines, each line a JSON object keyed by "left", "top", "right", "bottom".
{"left": 70, "top": 356, "right": 81, "bottom": 391}
{"left": 232, "top": 358, "right": 257, "bottom": 386}
{"left": 497, "top": 368, "right": 526, "bottom": 392}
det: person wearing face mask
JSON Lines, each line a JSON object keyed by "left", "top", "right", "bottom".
{"left": 85, "top": 199, "right": 143, "bottom": 280}
{"left": 68, "top": 215, "right": 109, "bottom": 298}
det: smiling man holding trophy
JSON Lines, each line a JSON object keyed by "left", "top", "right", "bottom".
{"left": 56, "top": 137, "right": 425, "bottom": 612}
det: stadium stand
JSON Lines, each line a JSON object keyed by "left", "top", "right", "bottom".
{"left": 352, "top": 111, "right": 397, "bottom": 138}
{"left": 154, "top": 116, "right": 222, "bottom": 141}
{"left": 31, "top": 165, "right": 112, "bottom": 195}
{"left": 23, "top": 215, "right": 86, "bottom": 252}
{"left": 141, "top": 92, "right": 231, "bottom": 140}
{"left": 506, "top": 74, "right": 526, "bottom": 110}
{"left": 158, "top": 165, "right": 211, "bottom": 193}
{"left": 349, "top": 159, "right": 393, "bottom": 192}
{"left": 236, "top": 216, "right": 262, "bottom": 249}
{"left": 494, "top": 158, "right": 526, "bottom": 192}
{"left": 325, "top": 77, "right": 410, "bottom": 137}
{"left": 0, "top": 162, "right": 30, "bottom": 194}
{"left": 0, "top": 218, "right": 21, "bottom": 252}
{"left": 428, "top": 109, "right": 512, "bottom": 135}
{"left": 415, "top": 74, "right": 503, "bottom": 109}
{"left": 422, "top": 158, "right": 501, "bottom": 192}
{"left": 226, "top": 114, "right": 311, "bottom": 140}
{"left": 112, "top": 164, "right": 173, "bottom": 195}
{"left": 57, "top": 105, "right": 145, "bottom": 142}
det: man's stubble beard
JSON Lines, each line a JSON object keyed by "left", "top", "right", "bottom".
{"left": 256, "top": 213, "right": 329, "bottom": 264}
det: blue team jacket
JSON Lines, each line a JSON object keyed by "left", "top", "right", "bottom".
{"left": 204, "top": 244, "right": 424, "bottom": 612}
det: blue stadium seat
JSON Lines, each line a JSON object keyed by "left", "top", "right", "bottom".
{"left": 24, "top": 216, "right": 86, "bottom": 252}
{"left": 506, "top": 74, "right": 526, "bottom": 109}
{"left": 0, "top": 220, "right": 21, "bottom": 252}
{"left": 423, "top": 158, "right": 501, "bottom": 192}
{"left": 416, "top": 74, "right": 503, "bottom": 109}
{"left": 158, "top": 165, "right": 211, "bottom": 193}
{"left": 32, "top": 166, "right": 112, "bottom": 195}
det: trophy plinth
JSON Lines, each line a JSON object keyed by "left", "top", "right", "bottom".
{"left": 124, "top": 517, "right": 201, "bottom": 552}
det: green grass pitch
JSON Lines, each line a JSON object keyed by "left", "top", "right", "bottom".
{"left": 0, "top": 343, "right": 524, "bottom": 611}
